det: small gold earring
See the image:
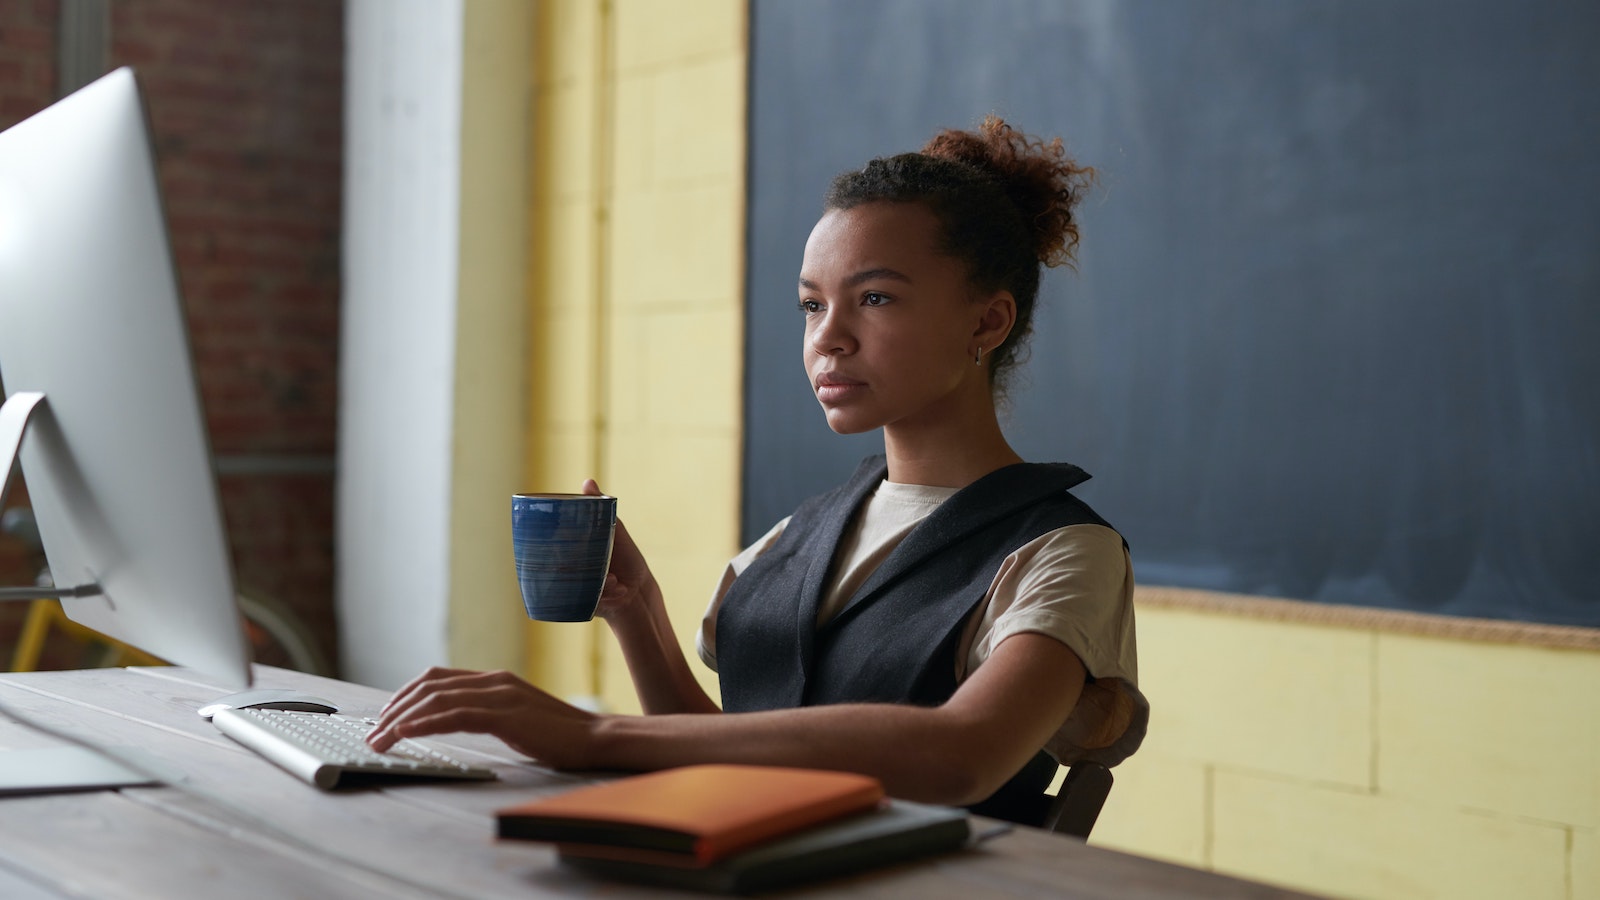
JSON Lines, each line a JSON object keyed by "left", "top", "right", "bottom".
{"left": 975, "top": 346, "right": 984, "bottom": 366}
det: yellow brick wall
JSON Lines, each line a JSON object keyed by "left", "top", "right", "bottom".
{"left": 1094, "top": 598, "right": 1600, "bottom": 900}
{"left": 522, "top": 0, "right": 744, "bottom": 708}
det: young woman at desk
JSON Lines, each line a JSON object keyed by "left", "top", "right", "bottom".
{"left": 368, "top": 118, "right": 1147, "bottom": 825}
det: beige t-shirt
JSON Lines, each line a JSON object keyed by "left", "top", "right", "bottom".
{"left": 697, "top": 479, "right": 1148, "bottom": 767}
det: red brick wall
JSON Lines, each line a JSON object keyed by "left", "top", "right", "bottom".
{"left": 0, "top": 0, "right": 342, "bottom": 674}
{"left": 0, "top": 2, "right": 57, "bottom": 121}
{"left": 0, "top": 0, "right": 62, "bottom": 666}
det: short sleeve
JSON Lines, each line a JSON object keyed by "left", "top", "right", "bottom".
{"left": 960, "top": 524, "right": 1147, "bottom": 768}
{"left": 695, "top": 517, "right": 790, "bottom": 671}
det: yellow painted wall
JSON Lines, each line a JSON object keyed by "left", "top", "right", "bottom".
{"left": 449, "top": 0, "right": 534, "bottom": 673}
{"left": 1094, "top": 594, "right": 1599, "bottom": 900}
{"left": 522, "top": 0, "right": 744, "bottom": 708}
{"left": 516, "top": 4, "right": 1597, "bottom": 899}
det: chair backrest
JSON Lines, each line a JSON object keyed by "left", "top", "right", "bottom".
{"left": 1043, "top": 761, "right": 1114, "bottom": 840}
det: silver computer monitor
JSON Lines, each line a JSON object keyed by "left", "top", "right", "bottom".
{"left": 0, "top": 67, "right": 252, "bottom": 688}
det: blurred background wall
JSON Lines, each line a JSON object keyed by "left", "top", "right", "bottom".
{"left": 0, "top": 0, "right": 341, "bottom": 674}
{"left": 337, "top": 0, "right": 534, "bottom": 689}
{"left": 516, "top": 0, "right": 746, "bottom": 712}
{"left": 1, "top": 3, "right": 1595, "bottom": 899}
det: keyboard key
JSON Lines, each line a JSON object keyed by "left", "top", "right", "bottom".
{"left": 211, "top": 708, "right": 496, "bottom": 789}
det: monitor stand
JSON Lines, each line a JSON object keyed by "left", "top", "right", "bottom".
{"left": 0, "top": 391, "right": 102, "bottom": 602}
{"left": 0, "top": 747, "right": 164, "bottom": 795}
{"left": 0, "top": 391, "right": 167, "bottom": 792}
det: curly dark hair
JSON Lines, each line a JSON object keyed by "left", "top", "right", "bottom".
{"left": 823, "top": 116, "right": 1095, "bottom": 395}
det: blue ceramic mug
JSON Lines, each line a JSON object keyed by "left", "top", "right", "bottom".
{"left": 511, "top": 493, "right": 617, "bottom": 622}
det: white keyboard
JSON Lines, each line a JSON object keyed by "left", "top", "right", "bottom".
{"left": 211, "top": 708, "right": 496, "bottom": 789}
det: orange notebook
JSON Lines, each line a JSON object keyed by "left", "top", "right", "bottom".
{"left": 494, "top": 764, "right": 885, "bottom": 866}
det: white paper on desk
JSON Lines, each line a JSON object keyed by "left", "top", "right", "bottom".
{"left": 0, "top": 745, "right": 182, "bottom": 795}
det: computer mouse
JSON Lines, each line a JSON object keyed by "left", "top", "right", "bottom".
{"left": 197, "top": 688, "right": 340, "bottom": 719}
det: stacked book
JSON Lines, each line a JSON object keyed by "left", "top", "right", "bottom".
{"left": 495, "top": 764, "right": 972, "bottom": 893}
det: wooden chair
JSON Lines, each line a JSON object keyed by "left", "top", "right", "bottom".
{"left": 1043, "top": 761, "right": 1114, "bottom": 840}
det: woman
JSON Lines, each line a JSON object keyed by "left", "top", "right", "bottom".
{"left": 368, "top": 117, "right": 1147, "bottom": 826}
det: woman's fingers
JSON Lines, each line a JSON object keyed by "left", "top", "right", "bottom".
{"left": 377, "top": 666, "right": 473, "bottom": 718}
{"left": 371, "top": 669, "right": 515, "bottom": 741}
{"left": 374, "top": 684, "right": 516, "bottom": 740}
{"left": 579, "top": 478, "right": 642, "bottom": 570}
{"left": 365, "top": 668, "right": 598, "bottom": 768}
{"left": 595, "top": 573, "right": 627, "bottom": 617}
{"left": 579, "top": 477, "right": 655, "bottom": 622}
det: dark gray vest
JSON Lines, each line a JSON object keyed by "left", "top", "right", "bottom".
{"left": 716, "top": 456, "right": 1117, "bottom": 825}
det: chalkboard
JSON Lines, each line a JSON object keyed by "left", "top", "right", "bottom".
{"left": 742, "top": 0, "right": 1600, "bottom": 627}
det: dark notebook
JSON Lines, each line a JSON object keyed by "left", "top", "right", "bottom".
{"left": 557, "top": 799, "right": 972, "bottom": 894}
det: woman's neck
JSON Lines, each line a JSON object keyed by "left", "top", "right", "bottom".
{"left": 882, "top": 407, "right": 1023, "bottom": 488}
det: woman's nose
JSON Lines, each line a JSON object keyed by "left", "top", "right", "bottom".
{"left": 808, "top": 307, "right": 855, "bottom": 357}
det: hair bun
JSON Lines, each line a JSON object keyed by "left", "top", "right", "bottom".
{"left": 921, "top": 116, "right": 1094, "bottom": 269}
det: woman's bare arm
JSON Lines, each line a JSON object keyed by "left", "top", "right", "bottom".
{"left": 601, "top": 576, "right": 720, "bottom": 714}
{"left": 582, "top": 479, "right": 719, "bottom": 715}
{"left": 367, "top": 632, "right": 1084, "bottom": 806}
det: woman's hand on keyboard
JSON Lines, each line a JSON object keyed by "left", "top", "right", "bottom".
{"left": 366, "top": 667, "right": 602, "bottom": 769}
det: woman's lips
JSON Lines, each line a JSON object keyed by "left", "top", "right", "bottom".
{"left": 814, "top": 373, "right": 865, "bottom": 403}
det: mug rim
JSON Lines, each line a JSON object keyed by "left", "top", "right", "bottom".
{"left": 512, "top": 492, "right": 615, "bottom": 500}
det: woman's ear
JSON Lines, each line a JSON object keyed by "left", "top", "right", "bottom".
{"left": 972, "top": 290, "right": 1017, "bottom": 358}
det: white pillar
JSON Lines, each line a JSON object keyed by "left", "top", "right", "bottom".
{"left": 339, "top": 0, "right": 530, "bottom": 688}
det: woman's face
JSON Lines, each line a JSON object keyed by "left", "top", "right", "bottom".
{"left": 798, "top": 202, "right": 994, "bottom": 436}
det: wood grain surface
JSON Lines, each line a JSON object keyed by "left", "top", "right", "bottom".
{"left": 0, "top": 666, "right": 1317, "bottom": 898}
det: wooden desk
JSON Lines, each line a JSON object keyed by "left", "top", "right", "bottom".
{"left": 0, "top": 665, "right": 1311, "bottom": 898}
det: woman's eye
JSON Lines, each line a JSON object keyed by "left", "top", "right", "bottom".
{"left": 862, "top": 292, "right": 890, "bottom": 307}
{"left": 797, "top": 298, "right": 821, "bottom": 315}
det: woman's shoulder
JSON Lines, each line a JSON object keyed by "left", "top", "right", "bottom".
{"left": 728, "top": 515, "right": 792, "bottom": 576}
{"left": 1008, "top": 522, "right": 1128, "bottom": 576}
